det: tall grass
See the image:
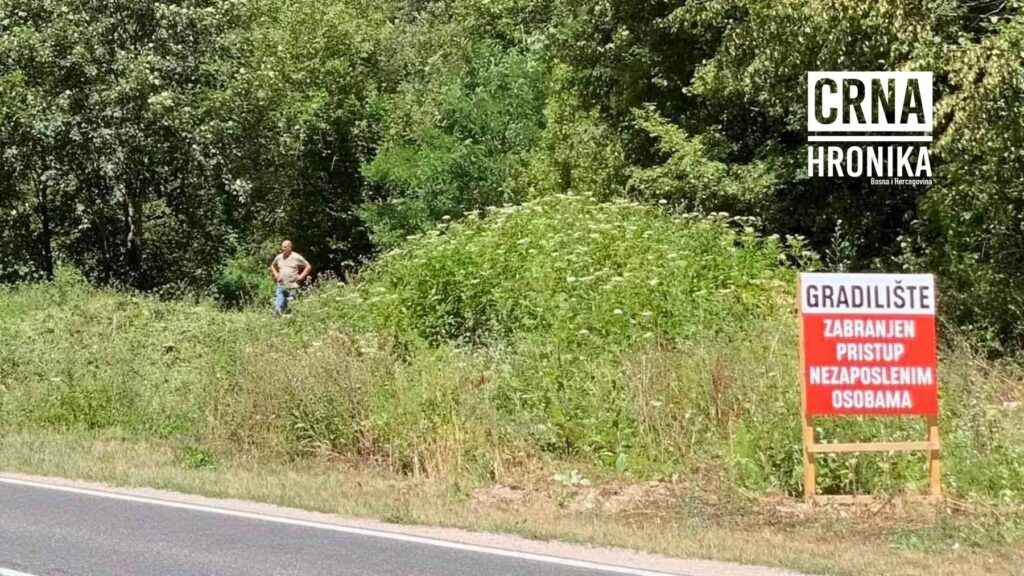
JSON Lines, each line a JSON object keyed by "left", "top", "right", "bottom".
{"left": 1, "top": 197, "right": 1022, "bottom": 502}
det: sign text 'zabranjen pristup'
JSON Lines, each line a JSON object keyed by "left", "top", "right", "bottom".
{"left": 800, "top": 273, "right": 938, "bottom": 416}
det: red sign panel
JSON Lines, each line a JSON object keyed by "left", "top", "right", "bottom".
{"left": 800, "top": 273, "right": 938, "bottom": 416}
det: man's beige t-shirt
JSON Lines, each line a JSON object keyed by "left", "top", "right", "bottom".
{"left": 273, "top": 252, "right": 308, "bottom": 289}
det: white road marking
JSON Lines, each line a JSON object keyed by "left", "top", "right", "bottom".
{"left": 0, "top": 567, "right": 41, "bottom": 576}
{"left": 0, "top": 476, "right": 681, "bottom": 576}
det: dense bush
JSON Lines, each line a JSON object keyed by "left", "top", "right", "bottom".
{"left": 213, "top": 244, "right": 277, "bottom": 309}
{"left": 923, "top": 16, "right": 1024, "bottom": 352}
{"left": 213, "top": 258, "right": 274, "bottom": 309}
{"left": 356, "top": 195, "right": 796, "bottom": 346}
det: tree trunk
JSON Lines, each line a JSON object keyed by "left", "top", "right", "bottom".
{"left": 124, "top": 185, "right": 145, "bottom": 288}
{"left": 34, "top": 174, "right": 55, "bottom": 281}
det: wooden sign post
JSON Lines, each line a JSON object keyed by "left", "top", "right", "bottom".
{"left": 799, "top": 273, "right": 940, "bottom": 503}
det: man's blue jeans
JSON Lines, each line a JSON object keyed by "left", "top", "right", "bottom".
{"left": 274, "top": 286, "right": 296, "bottom": 316}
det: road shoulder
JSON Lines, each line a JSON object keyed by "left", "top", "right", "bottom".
{"left": 0, "top": 472, "right": 802, "bottom": 576}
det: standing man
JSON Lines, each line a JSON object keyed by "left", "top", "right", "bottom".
{"left": 270, "top": 239, "right": 312, "bottom": 316}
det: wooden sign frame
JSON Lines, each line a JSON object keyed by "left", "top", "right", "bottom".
{"left": 798, "top": 274, "right": 941, "bottom": 503}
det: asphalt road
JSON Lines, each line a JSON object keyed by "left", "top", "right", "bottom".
{"left": 0, "top": 477, "right": 682, "bottom": 576}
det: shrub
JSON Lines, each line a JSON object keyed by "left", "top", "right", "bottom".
{"left": 214, "top": 252, "right": 276, "bottom": 309}
{"left": 358, "top": 195, "right": 797, "bottom": 348}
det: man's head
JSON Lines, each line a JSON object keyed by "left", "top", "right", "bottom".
{"left": 281, "top": 239, "right": 293, "bottom": 257}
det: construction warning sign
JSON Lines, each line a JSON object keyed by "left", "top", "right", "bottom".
{"left": 800, "top": 273, "right": 938, "bottom": 416}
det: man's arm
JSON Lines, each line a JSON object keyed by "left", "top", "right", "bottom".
{"left": 296, "top": 260, "right": 313, "bottom": 284}
{"left": 270, "top": 259, "right": 281, "bottom": 283}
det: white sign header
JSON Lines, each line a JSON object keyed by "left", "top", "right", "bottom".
{"left": 800, "top": 273, "right": 936, "bottom": 315}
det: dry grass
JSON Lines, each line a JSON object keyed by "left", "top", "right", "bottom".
{"left": 2, "top": 431, "right": 1021, "bottom": 576}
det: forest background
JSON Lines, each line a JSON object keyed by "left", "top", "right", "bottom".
{"left": 2, "top": 0, "right": 1022, "bottom": 352}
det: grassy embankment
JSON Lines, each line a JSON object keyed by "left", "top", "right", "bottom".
{"left": 1, "top": 196, "right": 1022, "bottom": 575}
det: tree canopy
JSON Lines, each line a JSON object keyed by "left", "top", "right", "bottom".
{"left": 1, "top": 0, "right": 1022, "bottom": 349}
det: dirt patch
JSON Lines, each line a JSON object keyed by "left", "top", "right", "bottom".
{"left": 472, "top": 484, "right": 529, "bottom": 508}
{"left": 472, "top": 479, "right": 681, "bottom": 515}
{"left": 565, "top": 481, "right": 676, "bottom": 514}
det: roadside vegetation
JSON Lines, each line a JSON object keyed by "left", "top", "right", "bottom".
{"left": 2, "top": 197, "right": 1023, "bottom": 574}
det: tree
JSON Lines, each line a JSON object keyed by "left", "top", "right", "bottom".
{"left": 358, "top": 0, "right": 552, "bottom": 243}
{"left": 211, "top": 0, "right": 391, "bottom": 272}
{"left": 924, "top": 13, "right": 1024, "bottom": 349}
{"left": 0, "top": 0, "right": 247, "bottom": 290}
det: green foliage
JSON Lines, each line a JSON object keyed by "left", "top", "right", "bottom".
{"left": 2, "top": 0, "right": 1023, "bottom": 349}
{"left": 515, "top": 65, "right": 629, "bottom": 200}
{"left": 609, "top": 0, "right": 951, "bottom": 271}
{"left": 681, "top": 0, "right": 951, "bottom": 127}
{"left": 0, "top": 202, "right": 1022, "bottom": 502}
{"left": 0, "top": 0, "right": 1023, "bottom": 518}
{"left": 2, "top": 256, "right": 1023, "bottom": 501}
{"left": 358, "top": 195, "right": 794, "bottom": 347}
{"left": 361, "top": 40, "right": 550, "bottom": 247}
{"left": 214, "top": 0, "right": 384, "bottom": 274}
{"left": 544, "top": 0, "right": 1024, "bottom": 347}
{"left": 0, "top": 0, "right": 247, "bottom": 289}
{"left": 178, "top": 445, "right": 219, "bottom": 470}
{"left": 627, "top": 106, "right": 780, "bottom": 212}
{"left": 923, "top": 16, "right": 1024, "bottom": 351}
{"left": 213, "top": 251, "right": 276, "bottom": 309}
{"left": 339, "top": 196, "right": 800, "bottom": 461}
